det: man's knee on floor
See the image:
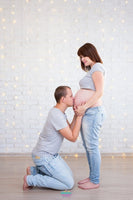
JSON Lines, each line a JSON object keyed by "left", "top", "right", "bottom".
{"left": 65, "top": 176, "right": 74, "bottom": 189}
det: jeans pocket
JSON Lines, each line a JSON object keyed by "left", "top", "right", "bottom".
{"left": 94, "top": 112, "right": 104, "bottom": 128}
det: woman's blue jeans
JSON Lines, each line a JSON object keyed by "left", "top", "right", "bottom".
{"left": 26, "top": 153, "right": 74, "bottom": 190}
{"left": 81, "top": 106, "right": 106, "bottom": 184}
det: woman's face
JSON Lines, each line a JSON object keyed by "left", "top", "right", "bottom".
{"left": 80, "top": 55, "right": 94, "bottom": 67}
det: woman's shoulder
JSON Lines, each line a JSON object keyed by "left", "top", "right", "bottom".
{"left": 90, "top": 62, "right": 105, "bottom": 75}
{"left": 93, "top": 62, "right": 104, "bottom": 69}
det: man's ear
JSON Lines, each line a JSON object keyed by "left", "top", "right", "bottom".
{"left": 60, "top": 96, "right": 65, "bottom": 103}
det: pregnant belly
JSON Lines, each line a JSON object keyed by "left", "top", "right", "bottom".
{"left": 74, "top": 89, "right": 101, "bottom": 107}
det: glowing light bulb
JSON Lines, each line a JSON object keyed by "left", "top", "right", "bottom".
{"left": 123, "top": 138, "right": 127, "bottom": 142}
{"left": 2, "top": 18, "right": 6, "bottom": 22}
{"left": 1, "top": 54, "right": 5, "bottom": 59}
{"left": 11, "top": 65, "right": 15, "bottom": 69}
{"left": 6, "top": 123, "right": 9, "bottom": 127}
{"left": 12, "top": 122, "right": 15, "bottom": 126}
{"left": 13, "top": 20, "right": 16, "bottom": 24}
{"left": 112, "top": 156, "right": 114, "bottom": 159}
{"left": 77, "top": 7, "right": 81, "bottom": 12}
{"left": 1, "top": 109, "right": 5, "bottom": 113}
{"left": 110, "top": 37, "right": 114, "bottom": 41}
{"left": 14, "top": 84, "right": 17, "bottom": 88}
{"left": 111, "top": 115, "right": 115, "bottom": 119}
{"left": 11, "top": 11, "right": 15, "bottom": 15}
{"left": 110, "top": 18, "right": 114, "bottom": 22}
{"left": 2, "top": 93, "right": 6, "bottom": 97}
{"left": 74, "top": 154, "right": 78, "bottom": 158}
{"left": 14, "top": 96, "right": 18, "bottom": 100}
{"left": 122, "top": 153, "right": 126, "bottom": 159}
{"left": 4, "top": 82, "right": 8, "bottom": 87}
{"left": 98, "top": 20, "right": 102, "bottom": 24}
{"left": 15, "top": 77, "right": 19, "bottom": 81}
{"left": 123, "top": 113, "right": 127, "bottom": 116}
{"left": 75, "top": 19, "right": 78, "bottom": 23}
{"left": 121, "top": 19, "right": 125, "bottom": 23}
{"left": 1, "top": 45, "right": 4, "bottom": 49}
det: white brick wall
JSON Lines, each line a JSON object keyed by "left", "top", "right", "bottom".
{"left": 0, "top": 0, "right": 133, "bottom": 154}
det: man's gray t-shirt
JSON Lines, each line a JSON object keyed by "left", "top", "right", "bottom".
{"left": 32, "top": 107, "right": 68, "bottom": 155}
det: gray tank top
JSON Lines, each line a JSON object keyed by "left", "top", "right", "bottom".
{"left": 79, "top": 63, "right": 105, "bottom": 90}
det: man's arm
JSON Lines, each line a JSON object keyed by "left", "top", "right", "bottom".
{"left": 67, "top": 114, "right": 77, "bottom": 131}
{"left": 59, "top": 115, "right": 82, "bottom": 142}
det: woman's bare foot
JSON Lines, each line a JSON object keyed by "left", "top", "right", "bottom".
{"left": 78, "top": 181, "right": 100, "bottom": 190}
{"left": 78, "top": 177, "right": 90, "bottom": 185}
{"left": 26, "top": 167, "right": 31, "bottom": 175}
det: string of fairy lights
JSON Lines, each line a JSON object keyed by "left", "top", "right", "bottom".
{"left": 0, "top": 0, "right": 132, "bottom": 158}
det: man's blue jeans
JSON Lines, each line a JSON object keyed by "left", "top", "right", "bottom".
{"left": 81, "top": 106, "right": 106, "bottom": 184}
{"left": 26, "top": 153, "right": 74, "bottom": 190}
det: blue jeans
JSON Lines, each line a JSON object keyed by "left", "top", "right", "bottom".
{"left": 26, "top": 153, "right": 74, "bottom": 190}
{"left": 81, "top": 106, "right": 106, "bottom": 184}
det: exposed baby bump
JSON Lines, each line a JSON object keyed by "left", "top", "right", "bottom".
{"left": 74, "top": 89, "right": 95, "bottom": 106}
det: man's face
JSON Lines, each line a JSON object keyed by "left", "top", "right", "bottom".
{"left": 64, "top": 88, "right": 73, "bottom": 107}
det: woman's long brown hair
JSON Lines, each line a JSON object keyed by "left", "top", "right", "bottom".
{"left": 77, "top": 43, "right": 103, "bottom": 71}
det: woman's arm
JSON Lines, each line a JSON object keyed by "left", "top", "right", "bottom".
{"left": 75, "top": 71, "right": 104, "bottom": 115}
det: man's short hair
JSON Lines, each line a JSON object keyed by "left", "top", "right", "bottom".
{"left": 54, "top": 86, "right": 71, "bottom": 103}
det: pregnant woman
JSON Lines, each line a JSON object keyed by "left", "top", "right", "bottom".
{"left": 74, "top": 43, "right": 106, "bottom": 190}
